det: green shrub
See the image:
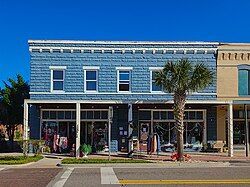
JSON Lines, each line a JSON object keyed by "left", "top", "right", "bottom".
{"left": 80, "top": 144, "right": 92, "bottom": 155}
{"left": 0, "top": 155, "right": 43, "bottom": 165}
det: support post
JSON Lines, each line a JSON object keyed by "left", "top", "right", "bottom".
{"left": 128, "top": 103, "right": 133, "bottom": 153}
{"left": 108, "top": 106, "right": 113, "bottom": 161}
{"left": 23, "top": 100, "right": 29, "bottom": 156}
{"left": 228, "top": 103, "right": 233, "bottom": 157}
{"left": 245, "top": 104, "right": 249, "bottom": 157}
{"left": 76, "top": 102, "right": 81, "bottom": 158}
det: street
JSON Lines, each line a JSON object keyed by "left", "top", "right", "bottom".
{"left": 1, "top": 163, "right": 250, "bottom": 187}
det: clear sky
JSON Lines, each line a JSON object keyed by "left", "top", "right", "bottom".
{"left": 1, "top": 0, "right": 250, "bottom": 88}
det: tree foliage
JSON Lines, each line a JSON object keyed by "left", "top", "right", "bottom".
{"left": 0, "top": 74, "right": 29, "bottom": 142}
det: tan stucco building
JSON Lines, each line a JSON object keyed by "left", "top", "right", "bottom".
{"left": 217, "top": 44, "right": 250, "bottom": 150}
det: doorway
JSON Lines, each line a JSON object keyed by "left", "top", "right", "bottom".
{"left": 80, "top": 121, "right": 108, "bottom": 152}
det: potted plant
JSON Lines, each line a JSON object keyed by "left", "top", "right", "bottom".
{"left": 80, "top": 144, "right": 92, "bottom": 158}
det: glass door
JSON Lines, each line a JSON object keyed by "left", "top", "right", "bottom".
{"left": 80, "top": 122, "right": 93, "bottom": 145}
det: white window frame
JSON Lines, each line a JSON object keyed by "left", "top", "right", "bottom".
{"left": 83, "top": 66, "right": 100, "bottom": 93}
{"left": 149, "top": 67, "right": 164, "bottom": 93}
{"left": 49, "top": 66, "right": 66, "bottom": 93}
{"left": 116, "top": 67, "right": 133, "bottom": 93}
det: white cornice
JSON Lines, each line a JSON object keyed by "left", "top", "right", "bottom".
{"left": 28, "top": 40, "right": 219, "bottom": 45}
{"left": 29, "top": 46, "right": 217, "bottom": 53}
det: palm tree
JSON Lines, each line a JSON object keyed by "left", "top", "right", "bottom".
{"left": 155, "top": 59, "right": 213, "bottom": 161}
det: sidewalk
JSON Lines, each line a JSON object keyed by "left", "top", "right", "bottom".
{"left": 0, "top": 151, "right": 249, "bottom": 169}
{"left": 83, "top": 151, "right": 250, "bottom": 163}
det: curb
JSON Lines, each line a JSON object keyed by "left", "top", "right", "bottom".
{"left": 59, "top": 161, "right": 231, "bottom": 168}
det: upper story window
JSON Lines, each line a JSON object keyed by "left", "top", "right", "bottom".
{"left": 149, "top": 67, "right": 164, "bottom": 92}
{"left": 83, "top": 66, "right": 100, "bottom": 92}
{"left": 238, "top": 65, "right": 250, "bottom": 96}
{"left": 116, "top": 67, "right": 133, "bottom": 92}
{"left": 49, "top": 66, "right": 66, "bottom": 92}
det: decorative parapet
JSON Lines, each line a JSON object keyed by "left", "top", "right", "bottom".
{"left": 218, "top": 43, "right": 250, "bottom": 61}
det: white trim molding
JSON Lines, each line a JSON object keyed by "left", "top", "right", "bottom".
{"left": 149, "top": 67, "right": 164, "bottom": 93}
{"left": 49, "top": 66, "right": 67, "bottom": 70}
{"left": 82, "top": 66, "right": 100, "bottom": 70}
{"left": 149, "top": 67, "right": 164, "bottom": 71}
{"left": 116, "top": 67, "right": 133, "bottom": 70}
{"left": 50, "top": 68, "right": 66, "bottom": 93}
{"left": 117, "top": 68, "right": 132, "bottom": 93}
{"left": 24, "top": 99, "right": 232, "bottom": 105}
{"left": 83, "top": 67, "right": 99, "bottom": 93}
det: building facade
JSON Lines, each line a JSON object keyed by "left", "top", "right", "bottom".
{"left": 24, "top": 40, "right": 235, "bottom": 157}
{"left": 217, "top": 44, "right": 250, "bottom": 152}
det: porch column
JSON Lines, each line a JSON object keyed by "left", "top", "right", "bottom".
{"left": 108, "top": 106, "right": 113, "bottom": 161}
{"left": 128, "top": 103, "right": 133, "bottom": 152}
{"left": 76, "top": 102, "right": 81, "bottom": 158}
{"left": 228, "top": 103, "right": 233, "bottom": 157}
{"left": 23, "top": 100, "right": 29, "bottom": 141}
{"left": 23, "top": 100, "right": 29, "bottom": 156}
{"left": 245, "top": 104, "right": 249, "bottom": 157}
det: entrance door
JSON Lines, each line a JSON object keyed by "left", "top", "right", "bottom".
{"left": 80, "top": 121, "right": 108, "bottom": 151}
{"left": 58, "top": 121, "right": 76, "bottom": 151}
{"left": 80, "top": 122, "right": 93, "bottom": 145}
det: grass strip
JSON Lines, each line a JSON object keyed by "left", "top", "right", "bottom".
{"left": 62, "top": 158, "right": 152, "bottom": 164}
{"left": 0, "top": 155, "right": 43, "bottom": 165}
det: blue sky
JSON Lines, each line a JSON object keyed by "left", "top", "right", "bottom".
{"left": 0, "top": 0, "right": 250, "bottom": 88}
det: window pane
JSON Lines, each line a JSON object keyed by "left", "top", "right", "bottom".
{"left": 58, "top": 111, "right": 64, "bottom": 119}
{"left": 184, "top": 111, "right": 188, "bottom": 119}
{"left": 86, "top": 81, "right": 97, "bottom": 91}
{"left": 101, "top": 111, "right": 108, "bottom": 119}
{"left": 94, "top": 111, "right": 101, "bottom": 119}
{"left": 119, "top": 84, "right": 129, "bottom": 91}
{"left": 119, "top": 71, "right": 129, "bottom": 80}
{"left": 50, "top": 111, "right": 56, "bottom": 119}
{"left": 53, "top": 81, "right": 63, "bottom": 90}
{"left": 81, "top": 111, "right": 86, "bottom": 119}
{"left": 139, "top": 111, "right": 151, "bottom": 120}
{"left": 153, "top": 111, "right": 160, "bottom": 120}
{"left": 86, "top": 71, "right": 96, "bottom": 80}
{"left": 167, "top": 111, "right": 174, "bottom": 119}
{"left": 152, "top": 82, "right": 162, "bottom": 91}
{"left": 196, "top": 111, "right": 203, "bottom": 119}
{"left": 189, "top": 111, "right": 195, "bottom": 119}
{"left": 238, "top": 70, "right": 248, "bottom": 95}
{"left": 87, "top": 111, "right": 93, "bottom": 119}
{"left": 160, "top": 111, "right": 167, "bottom": 120}
{"left": 42, "top": 111, "right": 49, "bottom": 119}
{"left": 152, "top": 71, "right": 159, "bottom": 80}
{"left": 239, "top": 110, "right": 244, "bottom": 118}
{"left": 72, "top": 111, "right": 76, "bottom": 119}
{"left": 53, "top": 70, "right": 63, "bottom": 80}
{"left": 65, "top": 111, "right": 71, "bottom": 119}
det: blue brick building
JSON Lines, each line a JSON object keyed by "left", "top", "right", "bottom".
{"left": 24, "top": 40, "right": 231, "bottom": 157}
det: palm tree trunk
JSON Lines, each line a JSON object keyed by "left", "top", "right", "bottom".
{"left": 173, "top": 93, "right": 186, "bottom": 161}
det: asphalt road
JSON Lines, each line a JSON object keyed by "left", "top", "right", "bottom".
{"left": 0, "top": 164, "right": 250, "bottom": 187}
